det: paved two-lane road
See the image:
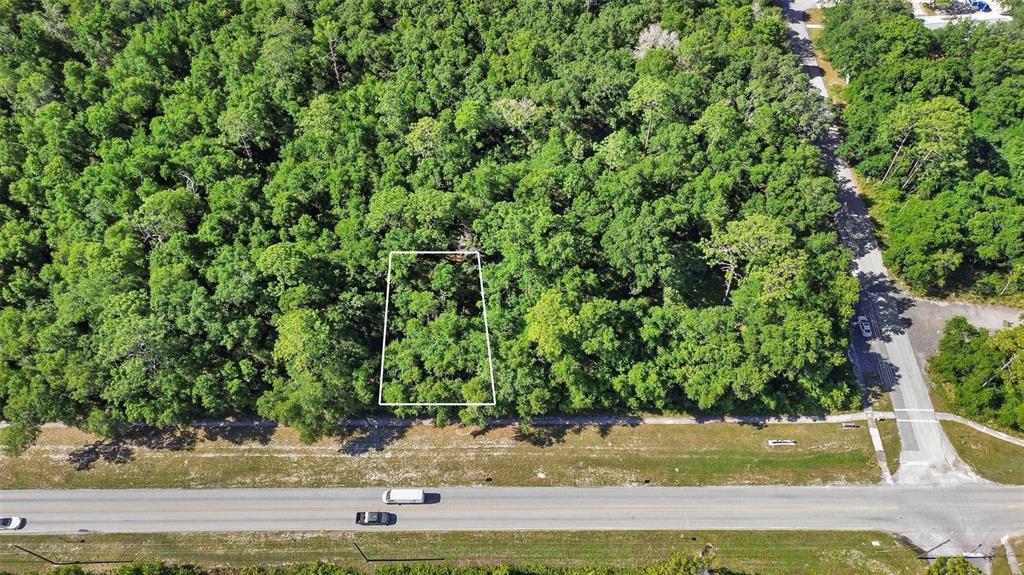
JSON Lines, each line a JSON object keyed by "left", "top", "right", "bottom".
{"left": 3, "top": 486, "right": 1022, "bottom": 556}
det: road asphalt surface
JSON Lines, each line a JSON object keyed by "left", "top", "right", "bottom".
{"left": 2, "top": 486, "right": 1023, "bottom": 557}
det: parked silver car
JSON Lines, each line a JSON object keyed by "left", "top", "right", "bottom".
{"left": 856, "top": 315, "right": 873, "bottom": 338}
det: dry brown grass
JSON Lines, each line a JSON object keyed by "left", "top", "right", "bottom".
{"left": 0, "top": 422, "right": 883, "bottom": 489}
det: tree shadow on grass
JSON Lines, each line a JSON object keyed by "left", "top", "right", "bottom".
{"left": 67, "top": 427, "right": 199, "bottom": 471}
{"left": 863, "top": 371, "right": 890, "bottom": 408}
{"left": 338, "top": 424, "right": 410, "bottom": 456}
{"left": 512, "top": 424, "right": 582, "bottom": 447}
{"left": 129, "top": 427, "right": 199, "bottom": 450}
{"left": 68, "top": 441, "right": 135, "bottom": 471}
{"left": 202, "top": 421, "right": 276, "bottom": 445}
{"left": 469, "top": 422, "right": 504, "bottom": 438}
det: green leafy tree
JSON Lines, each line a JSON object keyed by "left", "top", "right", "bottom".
{"left": 821, "top": 6, "right": 1024, "bottom": 297}
{"left": 880, "top": 97, "right": 972, "bottom": 196}
{"left": 0, "top": 0, "right": 862, "bottom": 449}
{"left": 930, "top": 316, "right": 1024, "bottom": 431}
{"left": 925, "top": 557, "right": 984, "bottom": 575}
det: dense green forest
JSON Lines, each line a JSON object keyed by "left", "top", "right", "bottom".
{"left": 930, "top": 316, "right": 1024, "bottom": 431}
{"left": 0, "top": 0, "right": 859, "bottom": 452}
{"left": 819, "top": 0, "right": 1024, "bottom": 298}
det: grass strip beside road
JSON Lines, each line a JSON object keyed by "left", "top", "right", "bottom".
{"left": 872, "top": 388, "right": 894, "bottom": 413}
{"left": 876, "top": 418, "right": 902, "bottom": 477}
{"left": 0, "top": 530, "right": 926, "bottom": 574}
{"left": 992, "top": 535, "right": 1024, "bottom": 575}
{"left": 942, "top": 420, "right": 1024, "bottom": 484}
{"left": 0, "top": 422, "right": 883, "bottom": 489}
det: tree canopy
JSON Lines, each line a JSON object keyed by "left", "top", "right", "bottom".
{"left": 820, "top": 0, "right": 1024, "bottom": 297}
{"left": 0, "top": 0, "right": 858, "bottom": 451}
{"left": 930, "top": 316, "right": 1024, "bottom": 432}
{"left": 925, "top": 557, "right": 985, "bottom": 575}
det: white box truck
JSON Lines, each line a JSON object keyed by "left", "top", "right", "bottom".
{"left": 382, "top": 488, "right": 425, "bottom": 504}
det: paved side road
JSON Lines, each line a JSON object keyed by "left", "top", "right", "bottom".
{"left": 2, "top": 486, "right": 1021, "bottom": 558}
{"left": 779, "top": 0, "right": 980, "bottom": 486}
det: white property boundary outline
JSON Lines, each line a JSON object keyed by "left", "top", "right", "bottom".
{"left": 378, "top": 250, "right": 497, "bottom": 406}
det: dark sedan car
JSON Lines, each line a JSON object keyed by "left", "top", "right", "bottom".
{"left": 355, "top": 511, "right": 394, "bottom": 526}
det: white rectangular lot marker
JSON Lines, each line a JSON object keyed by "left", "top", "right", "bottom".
{"left": 378, "top": 250, "right": 497, "bottom": 406}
